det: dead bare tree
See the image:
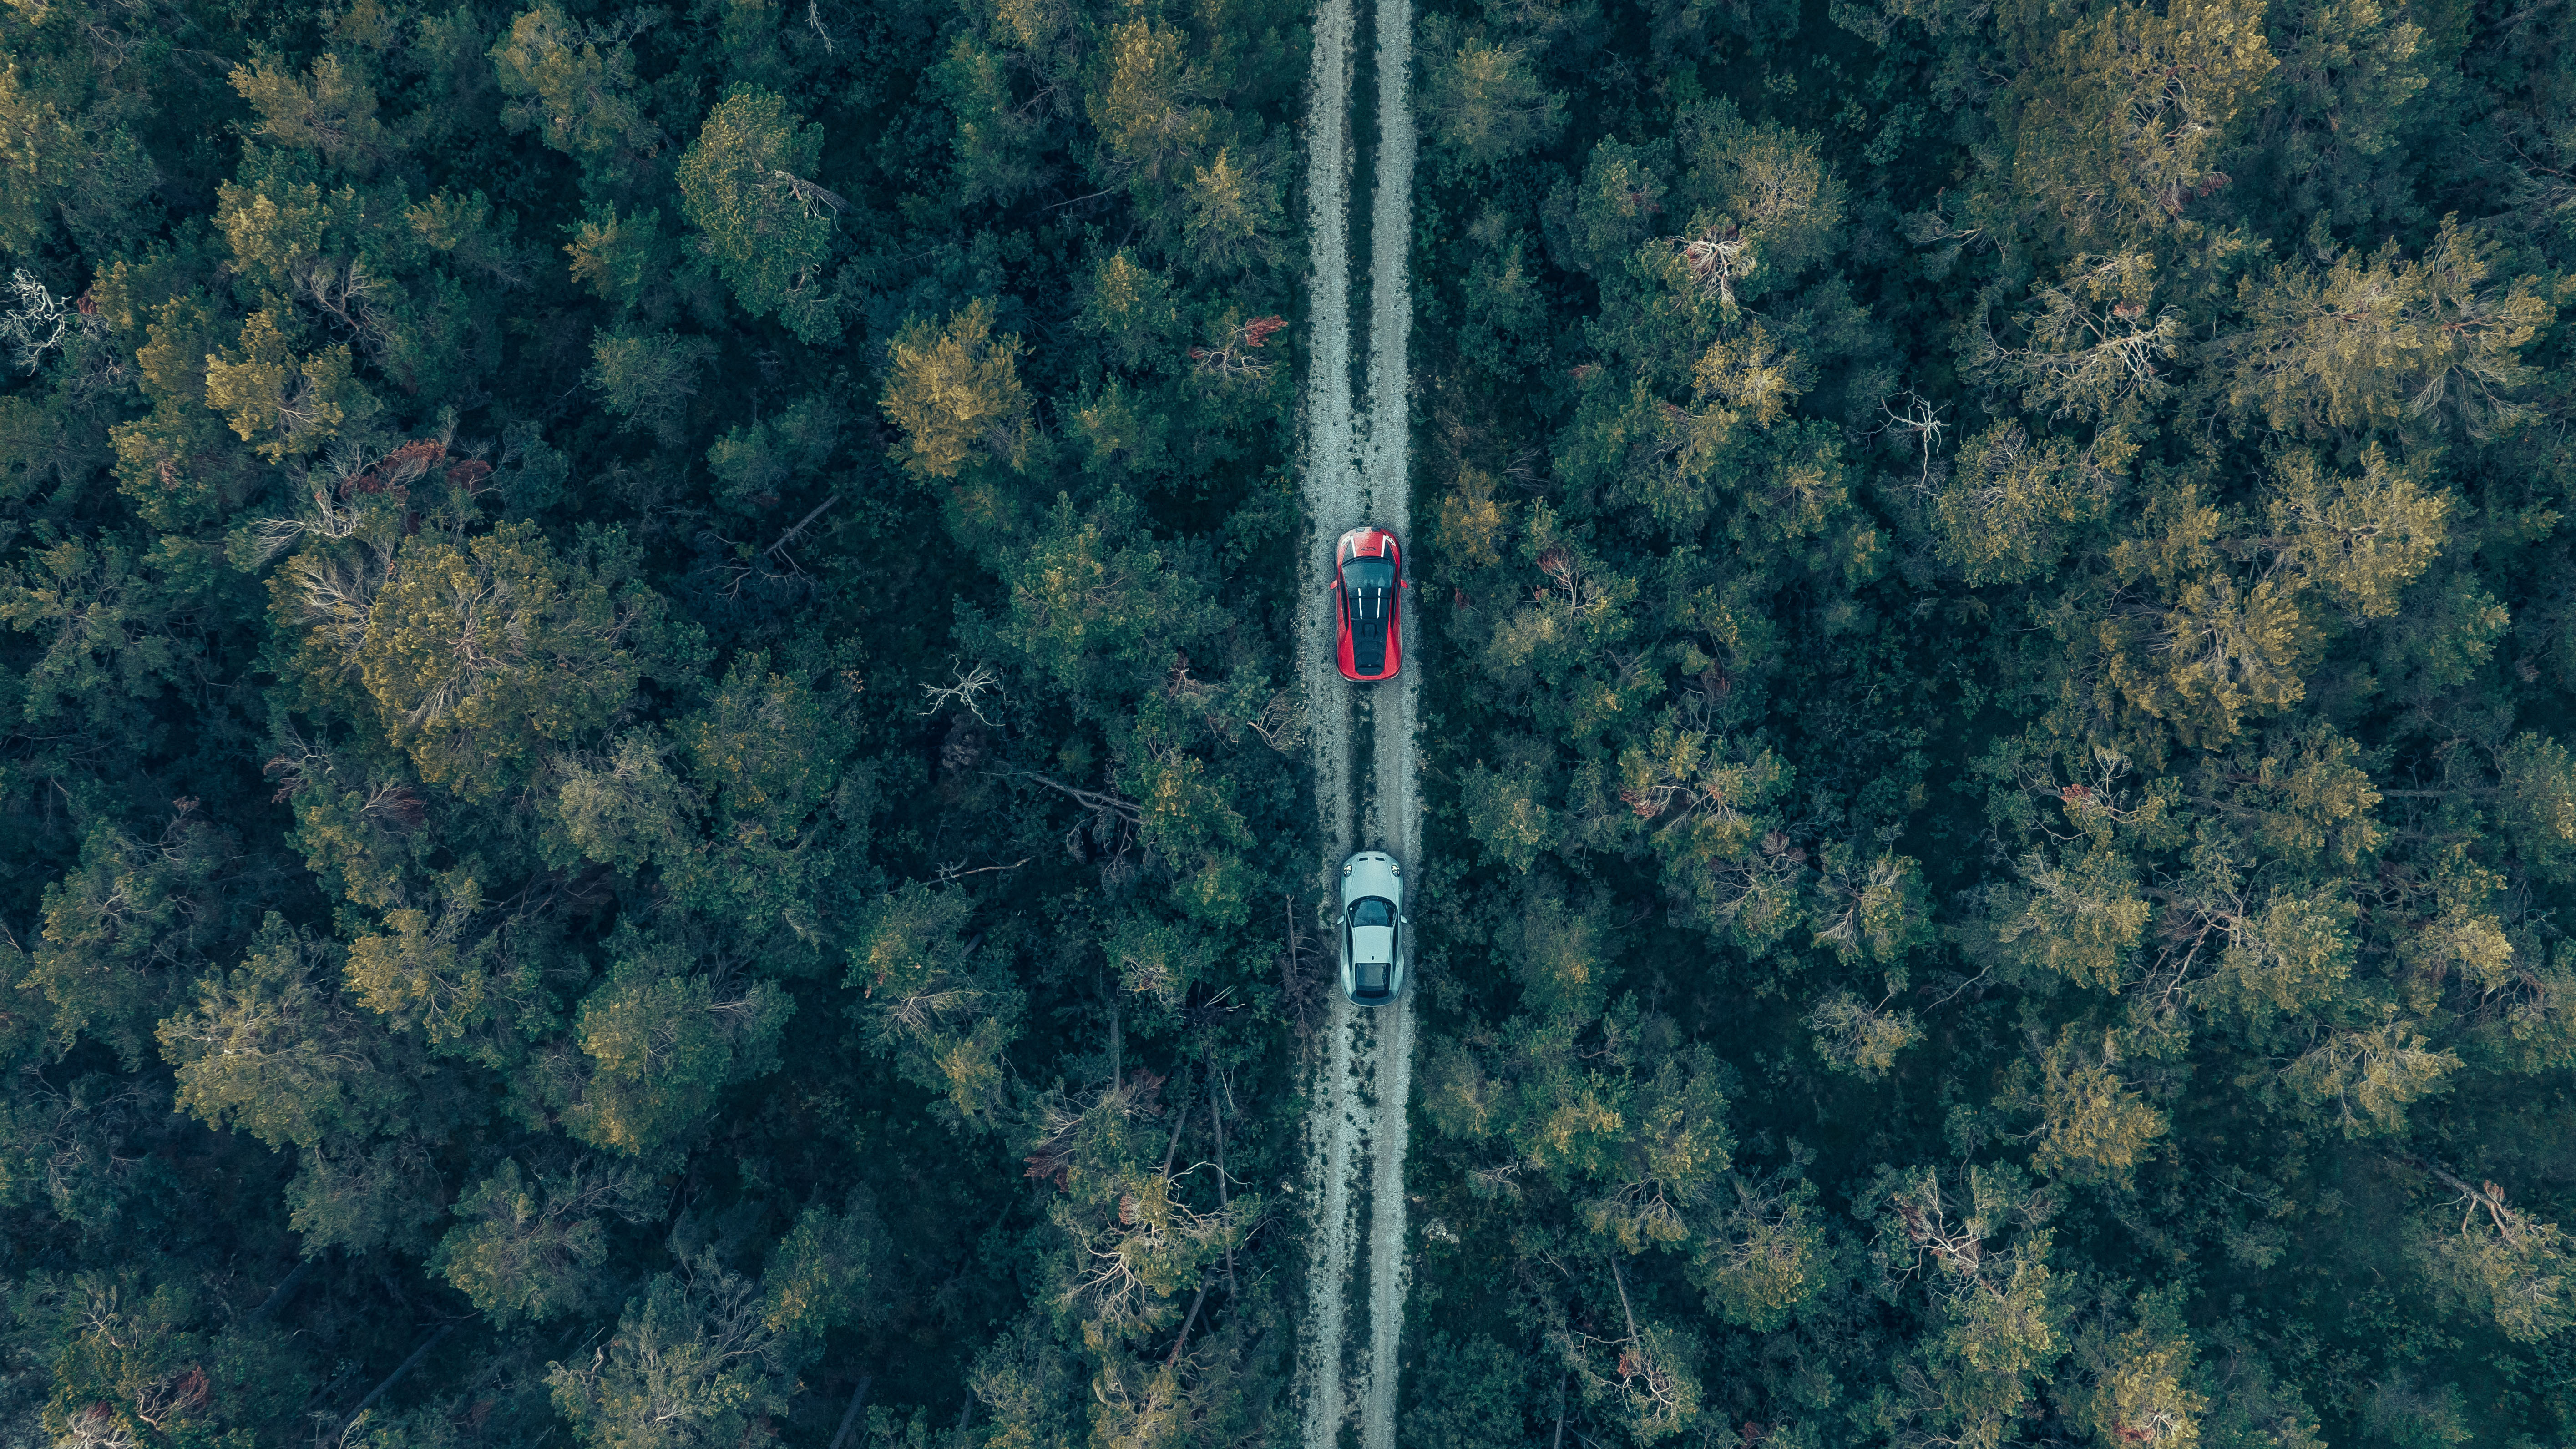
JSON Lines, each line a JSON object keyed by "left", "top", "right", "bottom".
{"left": 1603, "top": 1257, "right": 1691, "bottom": 1424}
{"left": 1189, "top": 315, "right": 1289, "bottom": 380}
{"left": 294, "top": 256, "right": 394, "bottom": 361}
{"left": 3, "top": 268, "right": 106, "bottom": 372}
{"left": 918, "top": 659, "right": 1003, "bottom": 727}
{"left": 764, "top": 491, "right": 841, "bottom": 559}
{"left": 1205, "top": 1042, "right": 1236, "bottom": 1294}
{"left": 934, "top": 855, "right": 1031, "bottom": 885}
{"left": 1246, "top": 688, "right": 1305, "bottom": 752}
{"left": 1276, "top": 894, "right": 1324, "bottom": 1040}
{"left": 1003, "top": 768, "right": 1142, "bottom": 826}
{"left": 1004, "top": 767, "right": 1144, "bottom": 873}
{"left": 1878, "top": 389, "right": 1949, "bottom": 490}
{"left": 1665, "top": 226, "right": 1757, "bottom": 308}
{"left": 1063, "top": 1186, "right": 1239, "bottom": 1337}
{"left": 2410, "top": 1157, "right": 2551, "bottom": 1243}
{"left": 769, "top": 170, "right": 850, "bottom": 219}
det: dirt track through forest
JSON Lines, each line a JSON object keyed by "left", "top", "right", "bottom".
{"left": 1295, "top": 0, "right": 1417, "bottom": 1440}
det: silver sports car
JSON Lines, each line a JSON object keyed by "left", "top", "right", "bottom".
{"left": 1338, "top": 850, "right": 1409, "bottom": 1005}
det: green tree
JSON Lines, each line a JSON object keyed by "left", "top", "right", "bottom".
{"left": 760, "top": 1190, "right": 883, "bottom": 1343}
{"left": 1084, "top": 19, "right": 1209, "bottom": 182}
{"left": 703, "top": 394, "right": 839, "bottom": 515}
{"left": 0, "top": 62, "right": 156, "bottom": 255}
{"left": 2013, "top": 0, "right": 2277, "bottom": 241}
{"left": 846, "top": 883, "right": 1022, "bottom": 1125}
{"left": 1998, "top": 1030, "right": 2170, "bottom": 1185}
{"left": 2412, "top": 1165, "right": 2576, "bottom": 1344}
{"left": 881, "top": 299, "right": 1032, "bottom": 480}
{"left": 1806, "top": 990, "right": 1922, "bottom": 1079}
{"left": 590, "top": 328, "right": 720, "bottom": 444}
{"left": 676, "top": 87, "right": 845, "bottom": 340}
{"left": 1420, "top": 25, "right": 1564, "bottom": 168}
{"left": 564, "top": 939, "right": 793, "bottom": 1159}
{"left": 23, "top": 811, "right": 245, "bottom": 1070}
{"left": 349, "top": 522, "right": 655, "bottom": 798}
{"left": 1928, "top": 423, "right": 2131, "bottom": 587}
{"left": 2224, "top": 218, "right": 2554, "bottom": 439}
{"left": 1689, "top": 1172, "right": 1833, "bottom": 1330}
{"left": 547, "top": 1260, "right": 790, "bottom": 1449}
{"left": 990, "top": 487, "right": 1225, "bottom": 704}
{"left": 229, "top": 52, "right": 391, "bottom": 172}
{"left": 2063, "top": 1293, "right": 2209, "bottom": 1449}
{"left": 489, "top": 4, "right": 664, "bottom": 163}
{"left": 157, "top": 918, "right": 420, "bottom": 1151}
{"left": 432, "top": 1158, "right": 656, "bottom": 1323}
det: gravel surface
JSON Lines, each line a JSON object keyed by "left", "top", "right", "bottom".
{"left": 1295, "top": 0, "right": 1419, "bottom": 1441}
{"left": 1292, "top": 0, "right": 1361, "bottom": 1440}
{"left": 1356, "top": 0, "right": 1418, "bottom": 1444}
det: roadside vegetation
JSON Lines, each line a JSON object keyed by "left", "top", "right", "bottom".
{"left": 1403, "top": 0, "right": 2576, "bottom": 1445}
{"left": 0, "top": 0, "right": 1311, "bottom": 1441}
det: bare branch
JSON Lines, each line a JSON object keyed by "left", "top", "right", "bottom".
{"left": 934, "top": 855, "right": 1032, "bottom": 885}
{"left": 919, "top": 659, "right": 1003, "bottom": 727}
{"left": 1002, "top": 767, "right": 1143, "bottom": 825}
{"left": 765, "top": 491, "right": 841, "bottom": 559}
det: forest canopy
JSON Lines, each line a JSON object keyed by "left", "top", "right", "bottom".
{"left": 0, "top": 0, "right": 2571, "bottom": 1444}
{"left": 1, "top": 0, "right": 1307, "bottom": 1439}
{"left": 1403, "top": 0, "right": 2576, "bottom": 1442}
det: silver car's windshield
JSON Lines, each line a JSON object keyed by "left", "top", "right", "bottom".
{"left": 1350, "top": 897, "right": 1395, "bottom": 928}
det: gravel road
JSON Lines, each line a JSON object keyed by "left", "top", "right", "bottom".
{"left": 1294, "top": 0, "right": 1418, "bottom": 1441}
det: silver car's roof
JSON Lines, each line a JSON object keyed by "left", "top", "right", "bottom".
{"left": 1339, "top": 852, "right": 1407, "bottom": 1004}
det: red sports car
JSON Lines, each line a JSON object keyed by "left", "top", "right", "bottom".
{"left": 1333, "top": 526, "right": 1405, "bottom": 682}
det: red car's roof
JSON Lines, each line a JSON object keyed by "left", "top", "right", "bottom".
{"left": 1334, "top": 528, "right": 1404, "bottom": 682}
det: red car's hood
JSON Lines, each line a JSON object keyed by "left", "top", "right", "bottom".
{"left": 1340, "top": 530, "right": 1398, "bottom": 563}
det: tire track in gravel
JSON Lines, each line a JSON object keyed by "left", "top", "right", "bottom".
{"left": 1293, "top": 0, "right": 1363, "bottom": 1432}
{"left": 1295, "top": 0, "right": 1417, "bottom": 1439}
{"left": 1292, "top": 0, "right": 1364, "bottom": 1439}
{"left": 1355, "top": 0, "right": 1417, "bottom": 1443}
